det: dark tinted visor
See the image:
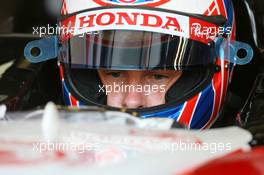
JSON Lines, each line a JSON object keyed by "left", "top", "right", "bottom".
{"left": 59, "top": 30, "right": 215, "bottom": 70}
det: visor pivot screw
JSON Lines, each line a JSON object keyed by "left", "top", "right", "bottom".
{"left": 225, "top": 64, "right": 229, "bottom": 69}
{"left": 208, "top": 41, "right": 215, "bottom": 47}
{"left": 31, "top": 47, "right": 41, "bottom": 57}
{"left": 215, "top": 65, "right": 221, "bottom": 72}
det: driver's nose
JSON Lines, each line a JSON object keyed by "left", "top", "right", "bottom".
{"left": 122, "top": 89, "right": 145, "bottom": 109}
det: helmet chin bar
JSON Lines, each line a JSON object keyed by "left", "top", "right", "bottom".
{"left": 24, "top": 35, "right": 254, "bottom": 66}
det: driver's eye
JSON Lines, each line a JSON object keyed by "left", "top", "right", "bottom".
{"left": 152, "top": 74, "right": 169, "bottom": 80}
{"left": 107, "top": 72, "right": 121, "bottom": 78}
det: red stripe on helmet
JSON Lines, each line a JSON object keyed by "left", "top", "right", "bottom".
{"left": 230, "top": 9, "right": 236, "bottom": 40}
{"left": 61, "top": 0, "right": 69, "bottom": 15}
{"left": 204, "top": 1, "right": 220, "bottom": 16}
{"left": 203, "top": 60, "right": 222, "bottom": 129}
{"left": 208, "top": 0, "right": 216, "bottom": 15}
{"left": 69, "top": 93, "right": 78, "bottom": 106}
{"left": 60, "top": 15, "right": 77, "bottom": 41}
{"left": 59, "top": 64, "right": 64, "bottom": 80}
{"left": 189, "top": 17, "right": 218, "bottom": 44}
{"left": 204, "top": 10, "right": 209, "bottom": 16}
{"left": 208, "top": 0, "right": 216, "bottom": 11}
{"left": 216, "top": 0, "right": 227, "bottom": 17}
{"left": 178, "top": 94, "right": 200, "bottom": 127}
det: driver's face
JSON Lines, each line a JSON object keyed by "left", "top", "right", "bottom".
{"left": 98, "top": 70, "right": 182, "bottom": 109}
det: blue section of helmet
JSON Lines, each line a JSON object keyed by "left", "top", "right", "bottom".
{"left": 189, "top": 83, "right": 214, "bottom": 129}
{"left": 223, "top": 0, "right": 234, "bottom": 31}
{"left": 62, "top": 80, "right": 71, "bottom": 106}
{"left": 140, "top": 103, "right": 184, "bottom": 120}
{"left": 224, "top": 0, "right": 236, "bottom": 69}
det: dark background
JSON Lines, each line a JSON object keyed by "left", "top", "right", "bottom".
{"left": 0, "top": 0, "right": 61, "bottom": 110}
{"left": 0, "top": 0, "right": 60, "bottom": 33}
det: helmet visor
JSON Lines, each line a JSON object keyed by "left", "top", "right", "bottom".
{"left": 59, "top": 30, "right": 215, "bottom": 70}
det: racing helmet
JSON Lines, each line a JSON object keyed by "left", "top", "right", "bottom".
{"left": 24, "top": 0, "right": 254, "bottom": 129}
{"left": 58, "top": 0, "right": 240, "bottom": 129}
